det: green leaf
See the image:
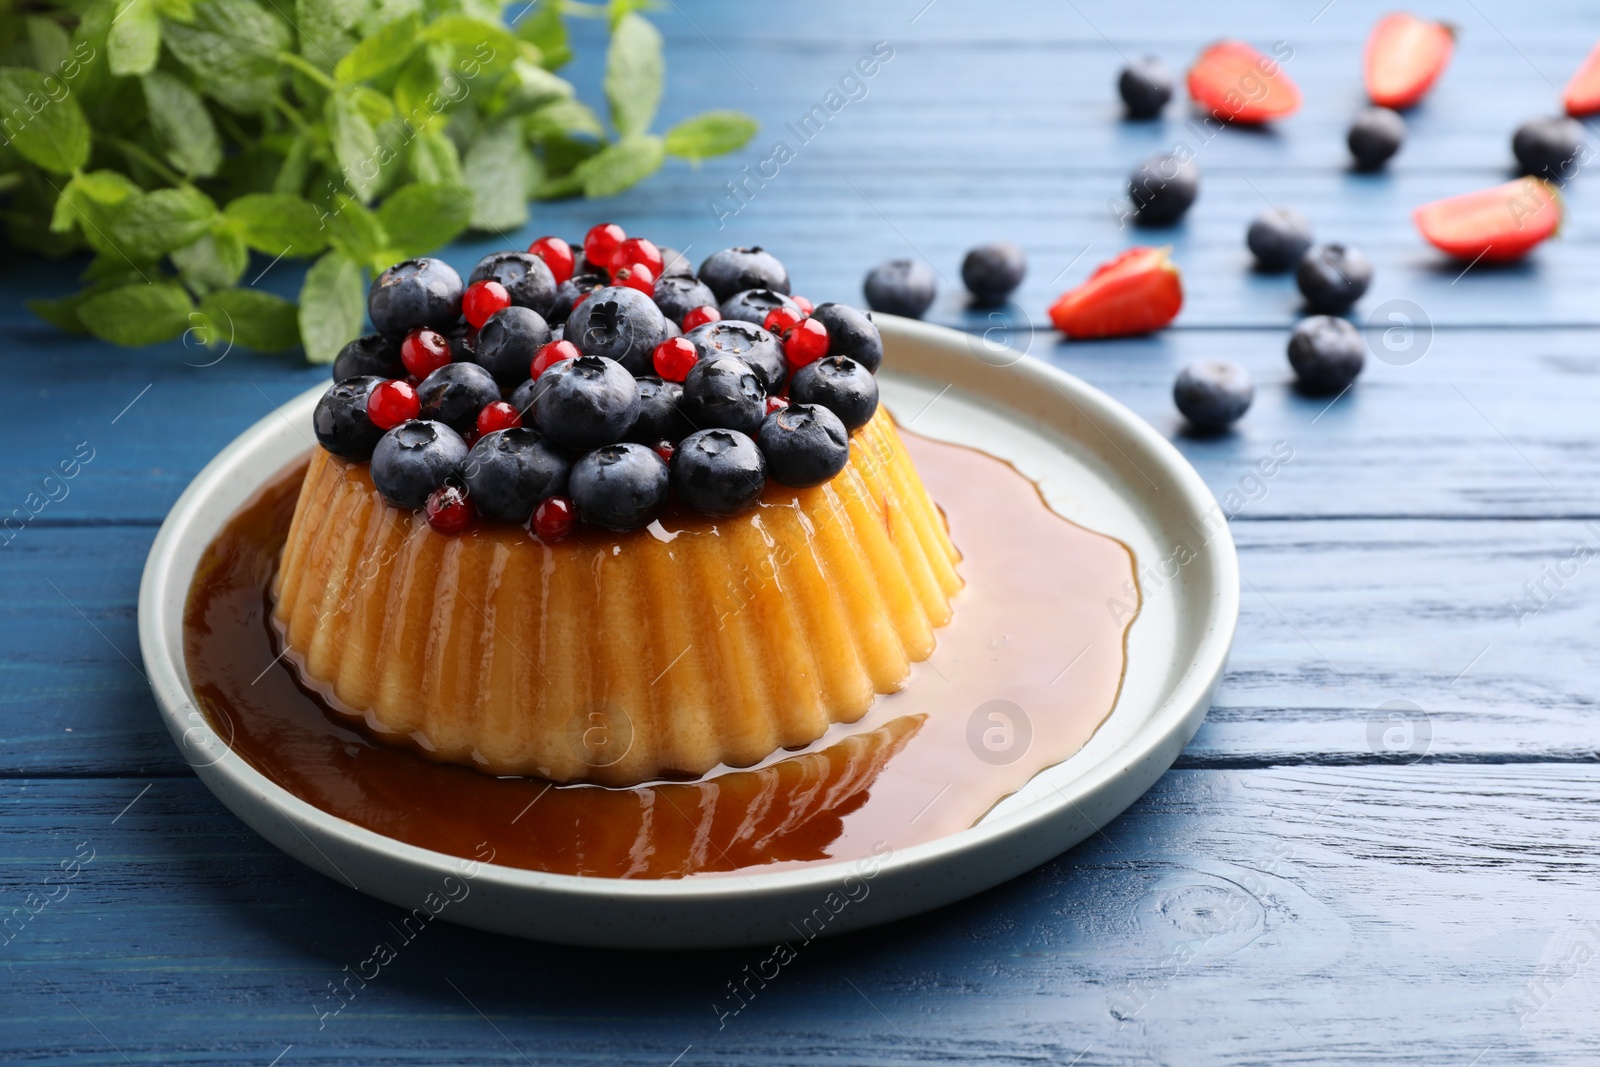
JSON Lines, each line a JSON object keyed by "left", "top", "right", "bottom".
{"left": 296, "top": 0, "right": 366, "bottom": 57}
{"left": 420, "top": 14, "right": 518, "bottom": 71}
{"left": 298, "top": 251, "right": 365, "bottom": 363}
{"left": 603, "top": 12, "right": 662, "bottom": 138}
{"left": 515, "top": 0, "right": 571, "bottom": 70}
{"left": 199, "top": 288, "right": 301, "bottom": 350}
{"left": 108, "top": 0, "right": 162, "bottom": 76}
{"left": 28, "top": 291, "right": 95, "bottom": 334}
{"left": 141, "top": 70, "right": 223, "bottom": 177}
{"left": 26, "top": 16, "right": 75, "bottom": 73}
{"left": 664, "top": 109, "right": 757, "bottom": 161}
{"left": 326, "top": 91, "right": 382, "bottom": 201}
{"left": 172, "top": 229, "right": 249, "bottom": 294}
{"left": 333, "top": 11, "right": 419, "bottom": 83}
{"left": 573, "top": 133, "right": 662, "bottom": 198}
{"left": 161, "top": 0, "right": 289, "bottom": 114}
{"left": 223, "top": 193, "right": 329, "bottom": 256}
{"left": 106, "top": 187, "right": 217, "bottom": 260}
{"left": 488, "top": 58, "right": 572, "bottom": 117}
{"left": 525, "top": 97, "right": 606, "bottom": 141}
{"left": 463, "top": 119, "right": 536, "bottom": 230}
{"left": 409, "top": 127, "right": 463, "bottom": 186}
{"left": 0, "top": 68, "right": 91, "bottom": 173}
{"left": 376, "top": 182, "right": 471, "bottom": 259}
{"left": 76, "top": 282, "right": 195, "bottom": 346}
{"left": 392, "top": 42, "right": 450, "bottom": 125}
{"left": 323, "top": 193, "right": 388, "bottom": 264}
{"left": 273, "top": 131, "right": 315, "bottom": 195}
{"left": 48, "top": 172, "right": 138, "bottom": 252}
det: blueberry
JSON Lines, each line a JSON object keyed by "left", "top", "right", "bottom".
{"left": 671, "top": 429, "right": 767, "bottom": 516}
{"left": 1119, "top": 56, "right": 1174, "bottom": 119}
{"left": 468, "top": 251, "right": 557, "bottom": 317}
{"left": 332, "top": 333, "right": 402, "bottom": 381}
{"left": 417, "top": 361, "right": 500, "bottom": 434}
{"left": 1348, "top": 107, "right": 1405, "bottom": 170}
{"left": 1288, "top": 316, "right": 1366, "bottom": 394}
{"left": 863, "top": 258, "right": 937, "bottom": 318}
{"left": 663, "top": 318, "right": 682, "bottom": 338}
{"left": 653, "top": 274, "right": 718, "bottom": 325}
{"left": 1513, "top": 116, "right": 1585, "bottom": 179}
{"left": 758, "top": 404, "right": 850, "bottom": 488}
{"left": 549, "top": 272, "right": 606, "bottom": 325}
{"left": 1296, "top": 244, "right": 1373, "bottom": 313}
{"left": 565, "top": 285, "right": 668, "bottom": 375}
{"left": 1247, "top": 207, "right": 1314, "bottom": 272}
{"left": 698, "top": 247, "right": 791, "bottom": 302}
{"left": 683, "top": 320, "right": 787, "bottom": 395}
{"left": 719, "top": 287, "right": 800, "bottom": 326}
{"left": 1129, "top": 151, "right": 1199, "bottom": 226}
{"left": 370, "top": 420, "right": 468, "bottom": 509}
{"left": 508, "top": 377, "right": 540, "bottom": 425}
{"left": 569, "top": 443, "right": 669, "bottom": 530}
{"left": 788, "top": 356, "right": 879, "bottom": 432}
{"left": 681, "top": 356, "right": 766, "bottom": 436}
{"left": 532, "top": 354, "right": 641, "bottom": 449}
{"left": 441, "top": 320, "right": 475, "bottom": 361}
{"left": 961, "top": 241, "right": 1027, "bottom": 306}
{"left": 810, "top": 303, "right": 883, "bottom": 373}
{"left": 657, "top": 246, "right": 694, "bottom": 278}
{"left": 629, "top": 377, "right": 693, "bottom": 444}
{"left": 550, "top": 323, "right": 565, "bottom": 343}
{"left": 1173, "top": 361, "right": 1254, "bottom": 431}
{"left": 473, "top": 306, "right": 551, "bottom": 386}
{"left": 315, "top": 376, "right": 385, "bottom": 461}
{"left": 462, "top": 428, "right": 570, "bottom": 523}
{"left": 368, "top": 258, "right": 463, "bottom": 337}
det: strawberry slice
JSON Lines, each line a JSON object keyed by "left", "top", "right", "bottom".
{"left": 1365, "top": 13, "right": 1455, "bottom": 109}
{"left": 1563, "top": 41, "right": 1600, "bottom": 116}
{"left": 1187, "top": 41, "right": 1301, "bottom": 124}
{"left": 1049, "top": 247, "right": 1183, "bottom": 340}
{"left": 1413, "top": 178, "right": 1562, "bottom": 263}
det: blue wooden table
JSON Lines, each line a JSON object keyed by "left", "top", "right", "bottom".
{"left": 8, "top": 0, "right": 1600, "bottom": 1062}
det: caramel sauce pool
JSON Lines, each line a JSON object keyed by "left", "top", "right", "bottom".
{"left": 184, "top": 427, "right": 1138, "bottom": 879}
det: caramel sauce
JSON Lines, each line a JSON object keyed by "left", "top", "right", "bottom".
{"left": 184, "top": 428, "right": 1138, "bottom": 879}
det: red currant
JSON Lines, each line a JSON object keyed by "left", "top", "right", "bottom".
{"left": 425, "top": 485, "right": 475, "bottom": 535}
{"left": 462, "top": 280, "right": 511, "bottom": 328}
{"left": 791, "top": 295, "right": 814, "bottom": 315}
{"left": 764, "top": 395, "right": 790, "bottom": 416}
{"left": 681, "top": 305, "right": 721, "bottom": 331}
{"left": 531, "top": 339, "right": 581, "bottom": 380}
{"left": 400, "top": 327, "right": 451, "bottom": 379}
{"left": 613, "top": 237, "right": 663, "bottom": 278}
{"left": 583, "top": 223, "right": 626, "bottom": 272}
{"left": 367, "top": 379, "right": 421, "bottom": 430}
{"left": 784, "top": 317, "right": 829, "bottom": 369}
{"left": 653, "top": 440, "right": 675, "bottom": 464}
{"left": 476, "top": 401, "right": 522, "bottom": 437}
{"left": 612, "top": 262, "right": 655, "bottom": 296}
{"left": 533, "top": 495, "right": 577, "bottom": 542}
{"left": 528, "top": 235, "right": 575, "bottom": 284}
{"left": 763, "top": 306, "right": 804, "bottom": 335}
{"left": 652, "top": 336, "right": 699, "bottom": 382}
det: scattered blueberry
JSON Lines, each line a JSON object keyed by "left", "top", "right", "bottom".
{"left": 682, "top": 355, "right": 766, "bottom": 436}
{"left": 719, "top": 287, "right": 800, "bottom": 326}
{"left": 1128, "top": 151, "right": 1199, "bottom": 226}
{"left": 789, "top": 356, "right": 879, "bottom": 432}
{"left": 473, "top": 306, "right": 551, "bottom": 386}
{"left": 315, "top": 376, "right": 385, "bottom": 461}
{"left": 370, "top": 419, "right": 469, "bottom": 509}
{"left": 332, "top": 333, "right": 403, "bottom": 381}
{"left": 657, "top": 246, "right": 694, "bottom": 278}
{"left": 569, "top": 443, "right": 669, "bottom": 530}
{"left": 654, "top": 274, "right": 718, "bottom": 325}
{"left": 468, "top": 251, "right": 557, "bottom": 317}
{"left": 417, "top": 362, "right": 500, "bottom": 434}
{"left": 864, "top": 258, "right": 937, "bottom": 318}
{"left": 1348, "top": 107, "right": 1406, "bottom": 170}
{"left": 629, "top": 376, "right": 694, "bottom": 444}
{"left": 1173, "top": 361, "right": 1254, "bottom": 431}
{"left": 548, "top": 272, "right": 606, "bottom": 324}
{"left": 368, "top": 258, "right": 463, "bottom": 337}
{"left": 1247, "top": 207, "right": 1314, "bottom": 272}
{"left": 462, "top": 428, "right": 570, "bottom": 523}
{"left": 698, "top": 247, "right": 791, "bottom": 302}
{"left": 1288, "top": 315, "right": 1366, "bottom": 394}
{"left": 565, "top": 285, "right": 668, "bottom": 375}
{"left": 810, "top": 303, "right": 883, "bottom": 373}
{"left": 758, "top": 404, "right": 851, "bottom": 487}
{"left": 1296, "top": 244, "right": 1373, "bottom": 313}
{"left": 671, "top": 429, "right": 767, "bottom": 516}
{"left": 1513, "top": 116, "right": 1585, "bottom": 179}
{"left": 1119, "top": 56, "right": 1174, "bottom": 119}
{"left": 961, "top": 242, "right": 1027, "bottom": 306}
{"left": 533, "top": 354, "right": 641, "bottom": 449}
{"left": 683, "top": 320, "right": 787, "bottom": 395}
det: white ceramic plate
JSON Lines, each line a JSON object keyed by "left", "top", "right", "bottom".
{"left": 138, "top": 317, "right": 1238, "bottom": 950}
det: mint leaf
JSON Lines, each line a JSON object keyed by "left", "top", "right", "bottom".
{"left": 326, "top": 91, "right": 383, "bottom": 202}
{"left": 333, "top": 11, "right": 420, "bottom": 83}
{"left": 199, "top": 288, "right": 302, "bottom": 351}
{"left": 28, "top": 291, "right": 95, "bottom": 334}
{"left": 393, "top": 42, "right": 449, "bottom": 124}
{"left": 223, "top": 193, "right": 329, "bottom": 256}
{"left": 323, "top": 194, "right": 388, "bottom": 266}
{"left": 26, "top": 16, "right": 74, "bottom": 73}
{"left": 0, "top": 68, "right": 91, "bottom": 173}
{"left": 409, "top": 127, "right": 464, "bottom": 186}
{"left": 49, "top": 172, "right": 138, "bottom": 254}
{"left": 76, "top": 282, "right": 195, "bottom": 346}
{"left": 420, "top": 15, "right": 519, "bottom": 74}
{"left": 296, "top": 0, "right": 366, "bottom": 58}
{"left": 488, "top": 58, "right": 572, "bottom": 117}
{"left": 526, "top": 97, "right": 606, "bottom": 141}
{"left": 172, "top": 230, "right": 249, "bottom": 294}
{"left": 376, "top": 182, "right": 471, "bottom": 259}
{"left": 142, "top": 71, "right": 223, "bottom": 178}
{"left": 108, "top": 0, "right": 162, "bottom": 75}
{"left": 664, "top": 110, "right": 757, "bottom": 161}
{"left": 515, "top": 0, "right": 571, "bottom": 70}
{"left": 573, "top": 133, "right": 663, "bottom": 198}
{"left": 298, "top": 251, "right": 366, "bottom": 363}
{"left": 604, "top": 13, "right": 662, "bottom": 138}
{"left": 161, "top": 0, "right": 289, "bottom": 114}
{"left": 106, "top": 187, "right": 217, "bottom": 260}
{"left": 464, "top": 119, "right": 537, "bottom": 230}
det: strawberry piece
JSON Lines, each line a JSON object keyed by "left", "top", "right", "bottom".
{"left": 1187, "top": 41, "right": 1301, "bottom": 124}
{"left": 1365, "top": 13, "right": 1455, "bottom": 110}
{"left": 1563, "top": 41, "right": 1600, "bottom": 116}
{"left": 1413, "top": 178, "right": 1562, "bottom": 263}
{"left": 1048, "top": 247, "right": 1183, "bottom": 340}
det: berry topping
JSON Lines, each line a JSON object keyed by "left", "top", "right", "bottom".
{"left": 680, "top": 304, "right": 722, "bottom": 331}
{"left": 371, "top": 420, "right": 469, "bottom": 509}
{"left": 533, "top": 495, "right": 577, "bottom": 542}
{"left": 316, "top": 376, "right": 386, "bottom": 461}
{"left": 961, "top": 241, "right": 1027, "bottom": 306}
{"left": 368, "top": 258, "right": 463, "bottom": 337}
{"left": 425, "top": 484, "right": 475, "bottom": 535}
{"left": 782, "top": 317, "right": 830, "bottom": 370}
{"left": 863, "top": 258, "right": 937, "bottom": 318}
{"left": 1128, "top": 150, "right": 1199, "bottom": 226}
{"left": 654, "top": 441, "right": 675, "bottom": 463}
{"left": 367, "top": 378, "right": 422, "bottom": 431}
{"left": 671, "top": 429, "right": 767, "bottom": 516}
{"left": 583, "top": 223, "right": 626, "bottom": 271}
{"left": 683, "top": 319, "right": 786, "bottom": 395}
{"left": 630, "top": 377, "right": 693, "bottom": 445}
{"left": 810, "top": 303, "right": 883, "bottom": 373}
{"left": 657, "top": 246, "right": 694, "bottom": 278}
{"left": 652, "top": 336, "right": 700, "bottom": 382}
{"left": 549, "top": 272, "right": 606, "bottom": 325}
{"left": 788, "top": 355, "right": 879, "bottom": 432}
{"left": 1296, "top": 243, "right": 1373, "bottom": 313}
{"left": 719, "top": 287, "right": 800, "bottom": 326}
{"left": 791, "top": 295, "right": 814, "bottom": 315}
{"left": 469, "top": 252, "right": 557, "bottom": 317}
{"left": 765, "top": 395, "right": 789, "bottom": 416}
{"left": 418, "top": 362, "right": 500, "bottom": 434}
{"left": 332, "top": 333, "right": 403, "bottom": 382}
{"left": 476, "top": 401, "right": 523, "bottom": 437}
{"left": 570, "top": 443, "right": 670, "bottom": 530}
{"left": 473, "top": 306, "right": 552, "bottom": 386}
{"left": 1288, "top": 316, "right": 1366, "bottom": 395}
{"left": 682, "top": 355, "right": 766, "bottom": 436}
{"left": 697, "top": 247, "right": 791, "bottom": 302}
{"left": 611, "top": 262, "right": 656, "bottom": 296}
{"left": 400, "top": 326, "right": 452, "bottom": 379}
{"left": 464, "top": 427, "right": 570, "bottom": 523}
{"left": 1247, "top": 207, "right": 1314, "bottom": 272}
{"left": 1348, "top": 106, "right": 1406, "bottom": 171}
{"left": 1173, "top": 361, "right": 1255, "bottom": 432}
{"left": 758, "top": 403, "right": 850, "bottom": 488}
{"left": 533, "top": 354, "right": 642, "bottom": 449}
{"left": 565, "top": 286, "right": 669, "bottom": 375}
{"left": 528, "top": 236, "right": 575, "bottom": 285}
{"left": 462, "top": 279, "right": 512, "bottom": 328}
{"left": 762, "top": 305, "right": 804, "bottom": 335}
{"left": 614, "top": 237, "right": 664, "bottom": 279}
{"left": 1119, "top": 55, "right": 1175, "bottom": 119}
{"left": 532, "top": 338, "right": 580, "bottom": 380}
{"left": 654, "top": 274, "right": 719, "bottom": 325}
